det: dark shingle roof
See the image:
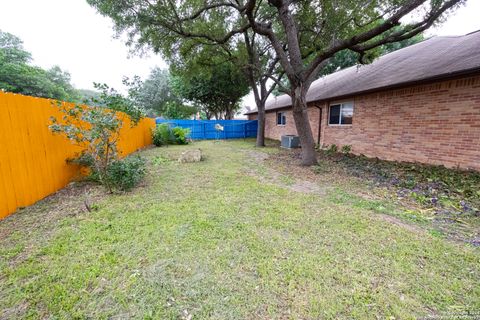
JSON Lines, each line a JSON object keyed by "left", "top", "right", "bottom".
{"left": 246, "top": 30, "right": 480, "bottom": 114}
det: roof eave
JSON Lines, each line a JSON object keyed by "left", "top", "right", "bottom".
{"left": 246, "top": 67, "right": 480, "bottom": 115}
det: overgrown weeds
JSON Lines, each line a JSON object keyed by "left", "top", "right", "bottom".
{"left": 315, "top": 149, "right": 480, "bottom": 244}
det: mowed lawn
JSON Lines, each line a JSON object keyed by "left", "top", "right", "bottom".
{"left": 0, "top": 140, "right": 478, "bottom": 319}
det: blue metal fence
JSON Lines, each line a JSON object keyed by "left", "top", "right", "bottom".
{"left": 155, "top": 119, "right": 258, "bottom": 140}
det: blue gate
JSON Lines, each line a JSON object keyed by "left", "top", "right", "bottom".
{"left": 155, "top": 119, "right": 258, "bottom": 140}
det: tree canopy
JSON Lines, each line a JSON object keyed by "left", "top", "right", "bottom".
{"left": 273, "top": 30, "right": 425, "bottom": 95}
{"left": 170, "top": 48, "right": 250, "bottom": 120}
{"left": 0, "top": 30, "right": 80, "bottom": 101}
{"left": 88, "top": 0, "right": 465, "bottom": 164}
{"left": 128, "top": 67, "right": 197, "bottom": 119}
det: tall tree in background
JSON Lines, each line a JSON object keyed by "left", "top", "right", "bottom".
{"left": 87, "top": 0, "right": 282, "bottom": 146}
{"left": 171, "top": 49, "right": 250, "bottom": 120}
{"left": 88, "top": 0, "right": 464, "bottom": 165}
{"left": 0, "top": 31, "right": 31, "bottom": 64}
{"left": 131, "top": 67, "right": 196, "bottom": 119}
{"left": 0, "top": 30, "right": 80, "bottom": 101}
{"left": 77, "top": 89, "right": 102, "bottom": 104}
{"left": 46, "top": 66, "right": 80, "bottom": 101}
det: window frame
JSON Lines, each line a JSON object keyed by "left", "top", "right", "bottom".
{"left": 276, "top": 111, "right": 287, "bottom": 126}
{"left": 328, "top": 101, "right": 354, "bottom": 126}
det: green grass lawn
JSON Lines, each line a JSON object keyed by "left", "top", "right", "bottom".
{"left": 0, "top": 140, "right": 478, "bottom": 319}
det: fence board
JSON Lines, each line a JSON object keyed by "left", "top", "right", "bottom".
{"left": 155, "top": 119, "right": 258, "bottom": 140}
{"left": 0, "top": 92, "right": 155, "bottom": 219}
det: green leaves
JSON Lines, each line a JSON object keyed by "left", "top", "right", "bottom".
{"left": 171, "top": 47, "right": 250, "bottom": 119}
{"left": 125, "top": 67, "right": 195, "bottom": 119}
{"left": 49, "top": 84, "right": 145, "bottom": 192}
{"left": 91, "top": 82, "right": 145, "bottom": 125}
{"left": 0, "top": 30, "right": 80, "bottom": 102}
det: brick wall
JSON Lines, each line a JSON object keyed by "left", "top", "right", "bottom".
{"left": 248, "top": 107, "right": 321, "bottom": 143}
{"left": 252, "top": 75, "right": 480, "bottom": 170}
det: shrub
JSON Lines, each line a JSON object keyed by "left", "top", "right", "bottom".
{"left": 152, "top": 123, "right": 174, "bottom": 146}
{"left": 172, "top": 126, "right": 190, "bottom": 145}
{"left": 152, "top": 124, "right": 190, "bottom": 146}
{"left": 341, "top": 145, "right": 352, "bottom": 154}
{"left": 105, "top": 155, "right": 146, "bottom": 191}
{"left": 324, "top": 144, "right": 338, "bottom": 156}
{"left": 49, "top": 83, "right": 146, "bottom": 193}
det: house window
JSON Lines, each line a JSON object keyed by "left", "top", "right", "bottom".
{"left": 329, "top": 102, "right": 354, "bottom": 125}
{"left": 277, "top": 111, "right": 286, "bottom": 125}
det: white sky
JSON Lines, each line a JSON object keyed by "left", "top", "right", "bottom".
{"left": 0, "top": 0, "right": 479, "bottom": 108}
{"left": 0, "top": 0, "right": 167, "bottom": 92}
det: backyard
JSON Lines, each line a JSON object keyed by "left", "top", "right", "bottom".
{"left": 0, "top": 139, "right": 479, "bottom": 319}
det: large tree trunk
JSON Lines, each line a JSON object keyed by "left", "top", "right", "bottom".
{"left": 291, "top": 86, "right": 317, "bottom": 166}
{"left": 255, "top": 98, "right": 266, "bottom": 147}
{"left": 226, "top": 107, "right": 234, "bottom": 120}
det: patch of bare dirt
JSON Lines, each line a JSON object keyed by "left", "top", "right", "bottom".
{"left": 242, "top": 148, "right": 328, "bottom": 195}
{"left": 376, "top": 214, "right": 424, "bottom": 234}
{"left": 264, "top": 149, "right": 480, "bottom": 247}
{"left": 245, "top": 150, "right": 270, "bottom": 162}
{"left": 243, "top": 146, "right": 479, "bottom": 244}
{"left": 290, "top": 181, "right": 326, "bottom": 194}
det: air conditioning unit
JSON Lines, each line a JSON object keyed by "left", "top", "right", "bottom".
{"left": 281, "top": 135, "right": 300, "bottom": 148}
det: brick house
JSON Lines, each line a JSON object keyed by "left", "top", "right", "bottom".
{"left": 246, "top": 31, "right": 480, "bottom": 171}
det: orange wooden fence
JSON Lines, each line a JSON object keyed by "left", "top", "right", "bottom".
{"left": 0, "top": 92, "right": 155, "bottom": 219}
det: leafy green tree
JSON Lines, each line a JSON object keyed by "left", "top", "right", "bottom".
{"left": 171, "top": 52, "right": 250, "bottom": 120}
{"left": 46, "top": 66, "right": 80, "bottom": 101}
{"left": 125, "top": 67, "right": 195, "bottom": 118}
{"left": 0, "top": 30, "right": 32, "bottom": 64}
{"left": 0, "top": 30, "right": 79, "bottom": 101}
{"left": 138, "top": 68, "right": 178, "bottom": 114}
{"left": 87, "top": 0, "right": 464, "bottom": 165}
{"left": 161, "top": 101, "right": 197, "bottom": 119}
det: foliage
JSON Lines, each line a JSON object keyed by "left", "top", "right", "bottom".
{"left": 49, "top": 83, "right": 145, "bottom": 192}
{"left": 319, "top": 151, "right": 480, "bottom": 217}
{"left": 0, "top": 30, "right": 80, "bottom": 101}
{"left": 105, "top": 155, "right": 146, "bottom": 191}
{"left": 273, "top": 30, "right": 424, "bottom": 96}
{"left": 324, "top": 144, "right": 338, "bottom": 156}
{"left": 152, "top": 123, "right": 174, "bottom": 146}
{"left": 0, "top": 30, "right": 32, "bottom": 64}
{"left": 341, "top": 145, "right": 352, "bottom": 154}
{"left": 50, "top": 103, "right": 121, "bottom": 192}
{"left": 171, "top": 126, "right": 190, "bottom": 145}
{"left": 77, "top": 88, "right": 102, "bottom": 105}
{"left": 162, "top": 101, "right": 197, "bottom": 120}
{"left": 170, "top": 50, "right": 250, "bottom": 119}
{"left": 152, "top": 123, "right": 190, "bottom": 146}
{"left": 46, "top": 65, "right": 80, "bottom": 101}
{"left": 125, "top": 67, "right": 196, "bottom": 119}
{"left": 91, "top": 82, "right": 145, "bottom": 124}
{"left": 319, "top": 31, "right": 424, "bottom": 77}
{"left": 86, "top": 0, "right": 464, "bottom": 165}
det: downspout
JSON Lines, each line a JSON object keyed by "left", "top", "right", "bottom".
{"left": 314, "top": 104, "right": 322, "bottom": 146}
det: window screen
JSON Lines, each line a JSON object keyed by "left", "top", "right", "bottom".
{"left": 329, "top": 105, "right": 341, "bottom": 125}
{"left": 277, "top": 112, "right": 286, "bottom": 125}
{"left": 329, "top": 102, "right": 354, "bottom": 125}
